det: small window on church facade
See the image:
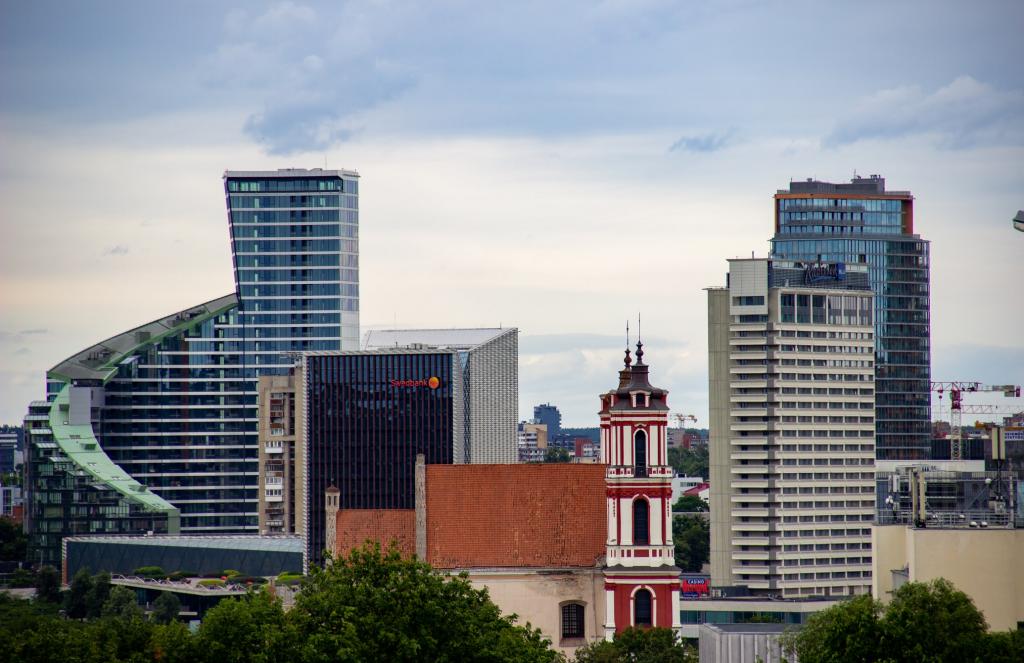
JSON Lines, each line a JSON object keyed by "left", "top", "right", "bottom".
{"left": 634, "top": 589, "right": 653, "bottom": 626}
{"left": 561, "top": 602, "right": 585, "bottom": 639}
{"left": 633, "top": 497, "right": 649, "bottom": 545}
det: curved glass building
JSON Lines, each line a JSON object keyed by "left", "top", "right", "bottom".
{"left": 24, "top": 169, "right": 360, "bottom": 565}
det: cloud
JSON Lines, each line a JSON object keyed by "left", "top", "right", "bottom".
{"left": 825, "top": 76, "right": 1024, "bottom": 149}
{"left": 669, "top": 129, "right": 736, "bottom": 153}
{"left": 103, "top": 245, "right": 130, "bottom": 256}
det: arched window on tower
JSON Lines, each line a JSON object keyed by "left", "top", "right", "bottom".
{"left": 633, "top": 497, "right": 649, "bottom": 545}
{"left": 634, "top": 430, "right": 647, "bottom": 477}
{"left": 634, "top": 588, "right": 653, "bottom": 627}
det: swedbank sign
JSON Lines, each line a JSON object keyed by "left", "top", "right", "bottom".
{"left": 390, "top": 377, "right": 441, "bottom": 389}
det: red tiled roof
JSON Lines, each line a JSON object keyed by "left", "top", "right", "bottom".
{"left": 336, "top": 509, "right": 416, "bottom": 559}
{"left": 683, "top": 482, "right": 710, "bottom": 496}
{"left": 332, "top": 464, "right": 608, "bottom": 570}
{"left": 425, "top": 464, "right": 606, "bottom": 569}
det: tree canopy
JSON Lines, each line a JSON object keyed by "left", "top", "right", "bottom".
{"left": 572, "top": 627, "right": 696, "bottom": 663}
{"left": 667, "top": 446, "right": 707, "bottom": 479}
{"left": 782, "top": 578, "right": 1024, "bottom": 663}
{"left": 671, "top": 494, "right": 708, "bottom": 512}
{"left": 672, "top": 515, "right": 709, "bottom": 572}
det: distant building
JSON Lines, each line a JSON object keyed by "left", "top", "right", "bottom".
{"left": 0, "top": 432, "right": 19, "bottom": 475}
{"left": 533, "top": 403, "right": 562, "bottom": 438}
{"left": 707, "top": 257, "right": 876, "bottom": 598}
{"left": 0, "top": 483, "right": 22, "bottom": 521}
{"left": 517, "top": 422, "right": 548, "bottom": 463}
{"left": 698, "top": 623, "right": 794, "bottom": 663}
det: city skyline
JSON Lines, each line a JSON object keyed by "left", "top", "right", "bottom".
{"left": 3, "top": 1, "right": 1023, "bottom": 428}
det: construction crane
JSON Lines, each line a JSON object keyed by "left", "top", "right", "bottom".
{"left": 932, "top": 382, "right": 1022, "bottom": 460}
{"left": 673, "top": 413, "right": 697, "bottom": 428}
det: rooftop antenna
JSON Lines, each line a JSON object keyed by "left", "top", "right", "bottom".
{"left": 637, "top": 313, "right": 641, "bottom": 343}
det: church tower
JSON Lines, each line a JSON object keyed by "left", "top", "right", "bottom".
{"left": 600, "top": 341, "right": 681, "bottom": 638}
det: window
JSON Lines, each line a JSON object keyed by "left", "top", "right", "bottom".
{"left": 633, "top": 498, "right": 650, "bottom": 545}
{"left": 561, "top": 603, "right": 585, "bottom": 639}
{"left": 634, "top": 430, "right": 647, "bottom": 477}
{"left": 634, "top": 589, "right": 653, "bottom": 626}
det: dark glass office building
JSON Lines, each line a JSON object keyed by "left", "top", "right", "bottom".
{"left": 770, "top": 176, "right": 931, "bottom": 460}
{"left": 302, "top": 350, "right": 460, "bottom": 565}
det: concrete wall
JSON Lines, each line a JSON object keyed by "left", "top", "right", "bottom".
{"left": 872, "top": 525, "right": 1024, "bottom": 631}
{"left": 707, "top": 287, "right": 733, "bottom": 587}
{"left": 466, "top": 568, "right": 606, "bottom": 658}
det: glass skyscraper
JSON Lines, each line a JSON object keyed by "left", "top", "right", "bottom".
{"left": 225, "top": 168, "right": 361, "bottom": 369}
{"left": 770, "top": 175, "right": 931, "bottom": 460}
{"left": 25, "top": 169, "right": 360, "bottom": 562}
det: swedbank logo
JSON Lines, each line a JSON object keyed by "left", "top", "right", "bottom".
{"left": 390, "top": 377, "right": 442, "bottom": 389}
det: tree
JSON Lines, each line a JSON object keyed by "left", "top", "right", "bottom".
{"left": 544, "top": 446, "right": 571, "bottom": 463}
{"left": 34, "top": 565, "right": 61, "bottom": 604}
{"left": 782, "top": 579, "right": 992, "bottom": 663}
{"left": 103, "top": 585, "right": 143, "bottom": 620}
{"left": 671, "top": 494, "right": 708, "bottom": 512}
{"left": 0, "top": 518, "right": 27, "bottom": 561}
{"left": 64, "top": 567, "right": 94, "bottom": 619}
{"left": 151, "top": 591, "right": 181, "bottom": 624}
{"left": 573, "top": 627, "right": 696, "bottom": 663}
{"left": 289, "top": 543, "right": 561, "bottom": 662}
{"left": 86, "top": 571, "right": 111, "bottom": 619}
{"left": 667, "top": 446, "right": 708, "bottom": 479}
{"left": 880, "top": 578, "right": 988, "bottom": 662}
{"left": 672, "top": 515, "right": 709, "bottom": 572}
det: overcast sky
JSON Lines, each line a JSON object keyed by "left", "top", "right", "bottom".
{"left": 2, "top": 0, "right": 1023, "bottom": 427}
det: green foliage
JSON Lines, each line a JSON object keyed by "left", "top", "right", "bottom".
{"left": 671, "top": 494, "right": 708, "bottom": 512}
{"left": 103, "top": 585, "right": 143, "bottom": 620}
{"left": 197, "top": 579, "right": 224, "bottom": 587}
{"left": 672, "top": 515, "right": 710, "bottom": 572}
{"left": 9, "top": 566, "right": 36, "bottom": 587}
{"left": 782, "top": 579, "right": 997, "bottom": 663}
{"left": 34, "top": 564, "right": 61, "bottom": 603}
{"left": 0, "top": 517, "right": 28, "bottom": 561}
{"left": 288, "top": 543, "right": 561, "bottom": 662}
{"left": 86, "top": 571, "right": 111, "bottom": 619}
{"left": 667, "top": 446, "right": 708, "bottom": 479}
{"left": 152, "top": 591, "right": 181, "bottom": 624}
{"left": 573, "top": 627, "right": 696, "bottom": 662}
{"left": 276, "top": 572, "right": 303, "bottom": 585}
{"left": 133, "top": 566, "right": 166, "bottom": 579}
{"left": 65, "top": 567, "right": 95, "bottom": 619}
{"left": 544, "top": 446, "right": 572, "bottom": 463}
{"left": 221, "top": 569, "right": 241, "bottom": 578}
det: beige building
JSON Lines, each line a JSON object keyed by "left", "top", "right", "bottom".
{"left": 708, "top": 258, "right": 876, "bottom": 598}
{"left": 257, "top": 374, "right": 298, "bottom": 535}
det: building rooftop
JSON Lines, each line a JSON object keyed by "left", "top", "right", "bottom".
{"left": 701, "top": 623, "right": 792, "bottom": 634}
{"left": 363, "top": 327, "right": 515, "bottom": 352}
{"left": 65, "top": 534, "right": 303, "bottom": 553}
{"left": 224, "top": 168, "right": 359, "bottom": 178}
{"left": 49, "top": 293, "right": 237, "bottom": 383}
{"left": 778, "top": 174, "right": 911, "bottom": 197}
{"left": 335, "top": 463, "right": 607, "bottom": 570}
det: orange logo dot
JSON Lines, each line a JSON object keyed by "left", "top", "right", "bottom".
{"left": 428, "top": 376, "right": 440, "bottom": 389}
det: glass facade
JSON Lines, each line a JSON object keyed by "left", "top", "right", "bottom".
{"left": 304, "top": 352, "right": 456, "bottom": 565}
{"left": 770, "top": 180, "right": 931, "bottom": 460}
{"left": 225, "top": 170, "right": 361, "bottom": 374}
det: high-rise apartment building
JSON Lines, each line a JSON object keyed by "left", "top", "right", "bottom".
{"left": 24, "top": 169, "right": 359, "bottom": 564}
{"left": 707, "top": 258, "right": 876, "bottom": 598}
{"left": 533, "top": 403, "right": 562, "bottom": 437}
{"left": 225, "top": 168, "right": 361, "bottom": 364}
{"left": 770, "top": 175, "right": 930, "bottom": 460}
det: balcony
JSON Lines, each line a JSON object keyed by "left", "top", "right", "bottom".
{"left": 264, "top": 442, "right": 284, "bottom": 454}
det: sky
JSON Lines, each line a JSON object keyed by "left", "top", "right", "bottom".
{"left": 1, "top": 0, "right": 1023, "bottom": 427}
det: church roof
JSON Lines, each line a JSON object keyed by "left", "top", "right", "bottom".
{"left": 334, "top": 464, "right": 607, "bottom": 570}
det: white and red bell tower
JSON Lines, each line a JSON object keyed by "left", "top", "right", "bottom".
{"left": 600, "top": 341, "right": 681, "bottom": 638}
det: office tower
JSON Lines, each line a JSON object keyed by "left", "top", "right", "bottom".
{"left": 770, "top": 175, "right": 930, "bottom": 460}
{"left": 23, "top": 169, "right": 360, "bottom": 565}
{"left": 256, "top": 328, "right": 517, "bottom": 566}
{"left": 707, "top": 258, "right": 876, "bottom": 598}
{"left": 533, "top": 403, "right": 562, "bottom": 437}
{"left": 225, "top": 168, "right": 361, "bottom": 365}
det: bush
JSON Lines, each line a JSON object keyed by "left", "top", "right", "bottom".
{"left": 225, "top": 575, "right": 267, "bottom": 586}
{"left": 276, "top": 573, "right": 303, "bottom": 585}
{"left": 168, "top": 570, "right": 197, "bottom": 582}
{"left": 134, "top": 566, "right": 166, "bottom": 578}
{"left": 221, "top": 569, "right": 241, "bottom": 578}
{"left": 198, "top": 579, "right": 225, "bottom": 587}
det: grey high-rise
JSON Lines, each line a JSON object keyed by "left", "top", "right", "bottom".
{"left": 771, "top": 176, "right": 930, "bottom": 460}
